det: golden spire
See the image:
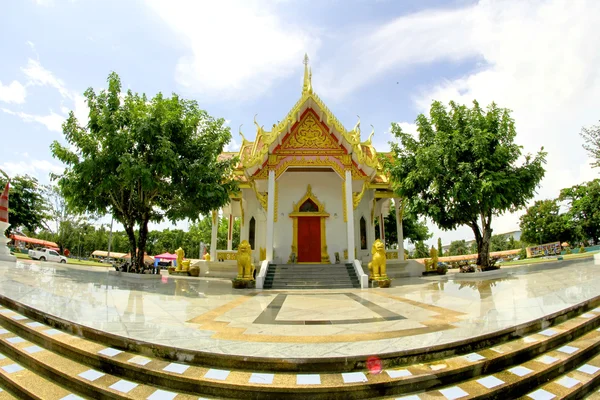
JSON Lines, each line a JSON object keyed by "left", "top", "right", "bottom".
{"left": 302, "top": 53, "right": 312, "bottom": 95}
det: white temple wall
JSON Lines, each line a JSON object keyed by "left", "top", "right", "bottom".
{"left": 275, "top": 171, "right": 346, "bottom": 264}
{"left": 355, "top": 189, "right": 374, "bottom": 261}
{"left": 241, "top": 187, "right": 267, "bottom": 262}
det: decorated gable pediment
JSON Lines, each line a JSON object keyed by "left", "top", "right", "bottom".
{"left": 277, "top": 109, "right": 344, "bottom": 154}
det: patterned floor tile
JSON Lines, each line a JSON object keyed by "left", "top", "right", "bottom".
{"left": 509, "top": 366, "right": 534, "bottom": 377}
{"left": 146, "top": 389, "right": 177, "bottom": 400}
{"left": 342, "top": 372, "right": 368, "bottom": 383}
{"left": 162, "top": 363, "right": 189, "bottom": 374}
{"left": 109, "top": 379, "right": 138, "bottom": 393}
{"left": 527, "top": 389, "right": 556, "bottom": 400}
{"left": 98, "top": 347, "right": 122, "bottom": 357}
{"left": 387, "top": 369, "right": 412, "bottom": 378}
{"left": 439, "top": 386, "right": 469, "bottom": 400}
{"left": 476, "top": 375, "right": 504, "bottom": 389}
{"left": 78, "top": 369, "right": 105, "bottom": 382}
{"left": 204, "top": 369, "right": 230, "bottom": 381}
{"left": 249, "top": 373, "right": 274, "bottom": 384}
{"left": 296, "top": 374, "right": 321, "bottom": 385}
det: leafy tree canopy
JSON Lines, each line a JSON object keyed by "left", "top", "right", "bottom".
{"left": 559, "top": 179, "right": 600, "bottom": 243}
{"left": 0, "top": 173, "right": 49, "bottom": 235}
{"left": 581, "top": 121, "right": 600, "bottom": 168}
{"left": 382, "top": 100, "right": 546, "bottom": 269}
{"left": 375, "top": 205, "right": 431, "bottom": 246}
{"left": 448, "top": 240, "right": 468, "bottom": 256}
{"left": 51, "top": 72, "right": 237, "bottom": 268}
{"left": 519, "top": 199, "right": 580, "bottom": 245}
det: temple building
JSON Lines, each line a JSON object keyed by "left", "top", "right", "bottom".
{"left": 210, "top": 55, "right": 405, "bottom": 269}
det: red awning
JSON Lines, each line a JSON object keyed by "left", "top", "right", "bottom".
{"left": 154, "top": 252, "right": 177, "bottom": 260}
{"left": 10, "top": 234, "right": 58, "bottom": 248}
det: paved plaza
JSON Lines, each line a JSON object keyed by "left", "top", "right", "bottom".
{"left": 0, "top": 258, "right": 598, "bottom": 360}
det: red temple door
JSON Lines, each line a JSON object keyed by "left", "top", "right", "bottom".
{"left": 297, "top": 217, "right": 321, "bottom": 262}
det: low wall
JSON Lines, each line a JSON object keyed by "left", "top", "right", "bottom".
{"left": 191, "top": 260, "right": 237, "bottom": 279}
{"left": 386, "top": 260, "right": 424, "bottom": 278}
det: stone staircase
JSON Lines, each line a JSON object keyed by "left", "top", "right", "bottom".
{"left": 263, "top": 263, "right": 361, "bottom": 289}
{"left": 3, "top": 295, "right": 600, "bottom": 398}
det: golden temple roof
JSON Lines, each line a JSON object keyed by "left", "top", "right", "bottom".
{"left": 229, "top": 54, "right": 390, "bottom": 187}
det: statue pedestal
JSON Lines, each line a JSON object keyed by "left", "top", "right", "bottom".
{"left": 232, "top": 279, "right": 256, "bottom": 289}
{"left": 0, "top": 221, "right": 16, "bottom": 263}
{"left": 369, "top": 278, "right": 391, "bottom": 288}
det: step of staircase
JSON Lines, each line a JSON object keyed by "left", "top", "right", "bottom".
{"left": 264, "top": 263, "right": 360, "bottom": 289}
{"left": 2, "top": 296, "right": 600, "bottom": 398}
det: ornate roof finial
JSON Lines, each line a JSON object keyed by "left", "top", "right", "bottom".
{"left": 238, "top": 124, "right": 247, "bottom": 143}
{"left": 302, "top": 53, "right": 312, "bottom": 95}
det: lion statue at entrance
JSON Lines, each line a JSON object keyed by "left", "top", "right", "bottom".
{"left": 368, "top": 239, "right": 387, "bottom": 279}
{"left": 237, "top": 240, "right": 255, "bottom": 280}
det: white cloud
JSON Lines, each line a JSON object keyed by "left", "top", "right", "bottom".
{"left": 145, "top": 0, "right": 320, "bottom": 100}
{"left": 0, "top": 159, "right": 63, "bottom": 182}
{"left": 22, "top": 58, "right": 70, "bottom": 98}
{"left": 34, "top": 0, "right": 54, "bottom": 5}
{"left": 1, "top": 108, "right": 65, "bottom": 132}
{"left": 346, "top": 0, "right": 600, "bottom": 245}
{"left": 0, "top": 81, "right": 27, "bottom": 104}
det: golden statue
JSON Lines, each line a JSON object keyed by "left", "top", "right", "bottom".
{"left": 368, "top": 239, "right": 387, "bottom": 279}
{"left": 175, "top": 247, "right": 191, "bottom": 271}
{"left": 237, "top": 240, "right": 255, "bottom": 280}
{"left": 426, "top": 246, "right": 439, "bottom": 271}
{"left": 259, "top": 247, "right": 266, "bottom": 261}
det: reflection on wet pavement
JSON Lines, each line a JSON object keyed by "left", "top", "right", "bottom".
{"left": 1, "top": 258, "right": 599, "bottom": 358}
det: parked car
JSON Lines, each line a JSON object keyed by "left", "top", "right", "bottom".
{"left": 28, "top": 248, "right": 67, "bottom": 263}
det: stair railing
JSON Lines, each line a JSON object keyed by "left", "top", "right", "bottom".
{"left": 352, "top": 259, "right": 369, "bottom": 289}
{"left": 256, "top": 259, "right": 270, "bottom": 289}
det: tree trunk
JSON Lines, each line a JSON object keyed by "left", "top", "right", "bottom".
{"left": 136, "top": 217, "right": 150, "bottom": 271}
{"left": 124, "top": 223, "right": 136, "bottom": 273}
{"left": 476, "top": 223, "right": 492, "bottom": 270}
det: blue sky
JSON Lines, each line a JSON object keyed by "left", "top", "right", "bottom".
{"left": 1, "top": 0, "right": 599, "bottom": 247}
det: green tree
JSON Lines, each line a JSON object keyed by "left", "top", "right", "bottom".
{"left": 437, "top": 237, "right": 443, "bottom": 256}
{"left": 580, "top": 121, "right": 600, "bottom": 168}
{"left": 490, "top": 234, "right": 508, "bottom": 252}
{"left": 448, "top": 240, "right": 468, "bottom": 256}
{"left": 45, "top": 185, "right": 85, "bottom": 254}
{"left": 375, "top": 205, "right": 431, "bottom": 246}
{"left": 382, "top": 100, "right": 546, "bottom": 269}
{"left": 51, "top": 73, "right": 237, "bottom": 269}
{"left": 559, "top": 179, "right": 600, "bottom": 243}
{"left": 0, "top": 173, "right": 49, "bottom": 234}
{"left": 412, "top": 241, "right": 429, "bottom": 258}
{"left": 519, "top": 199, "right": 580, "bottom": 245}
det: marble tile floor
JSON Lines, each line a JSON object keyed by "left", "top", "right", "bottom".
{"left": 0, "top": 258, "right": 599, "bottom": 359}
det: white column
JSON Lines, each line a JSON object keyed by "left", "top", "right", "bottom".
{"left": 210, "top": 210, "right": 218, "bottom": 261}
{"left": 395, "top": 198, "right": 405, "bottom": 261}
{"left": 345, "top": 170, "right": 355, "bottom": 261}
{"left": 265, "top": 170, "right": 275, "bottom": 262}
{"left": 227, "top": 213, "right": 233, "bottom": 251}
{"left": 379, "top": 214, "right": 385, "bottom": 244}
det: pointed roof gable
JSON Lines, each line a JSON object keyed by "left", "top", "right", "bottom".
{"left": 233, "top": 55, "right": 387, "bottom": 185}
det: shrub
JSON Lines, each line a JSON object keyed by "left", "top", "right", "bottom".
{"left": 519, "top": 246, "right": 527, "bottom": 259}
{"left": 565, "top": 246, "right": 572, "bottom": 255}
{"left": 580, "top": 245, "right": 586, "bottom": 253}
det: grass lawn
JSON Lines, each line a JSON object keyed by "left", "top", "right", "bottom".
{"left": 11, "top": 252, "right": 109, "bottom": 267}
{"left": 67, "top": 259, "right": 111, "bottom": 267}
{"left": 499, "top": 251, "right": 597, "bottom": 267}
{"left": 13, "top": 253, "right": 30, "bottom": 260}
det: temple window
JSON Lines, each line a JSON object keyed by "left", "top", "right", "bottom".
{"left": 360, "top": 216, "right": 367, "bottom": 250}
{"left": 249, "top": 217, "right": 256, "bottom": 250}
{"left": 299, "top": 199, "right": 318, "bottom": 212}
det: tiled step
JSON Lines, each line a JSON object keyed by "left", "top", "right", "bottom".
{"left": 0, "top": 350, "right": 84, "bottom": 400}
{"left": 389, "top": 323, "right": 600, "bottom": 399}
{"left": 0, "top": 323, "right": 202, "bottom": 400}
{"left": 267, "top": 263, "right": 360, "bottom": 289}
{"left": 521, "top": 352, "right": 600, "bottom": 399}
{"left": 3, "top": 299, "right": 600, "bottom": 399}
